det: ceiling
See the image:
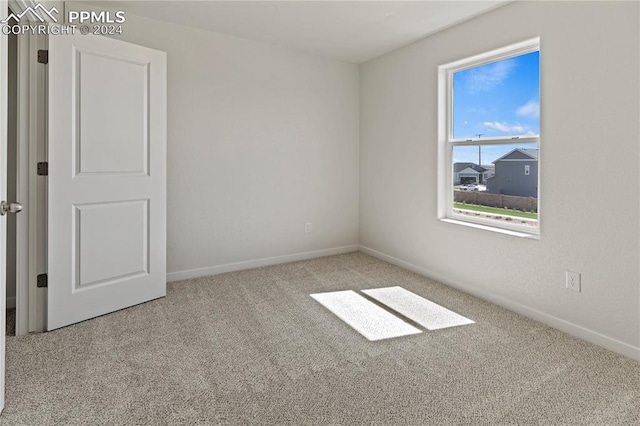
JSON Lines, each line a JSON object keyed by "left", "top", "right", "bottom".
{"left": 89, "top": 1, "right": 509, "bottom": 63}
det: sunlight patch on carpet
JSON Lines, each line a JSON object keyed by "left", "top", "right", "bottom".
{"left": 362, "top": 286, "right": 475, "bottom": 330}
{"left": 311, "top": 290, "right": 422, "bottom": 341}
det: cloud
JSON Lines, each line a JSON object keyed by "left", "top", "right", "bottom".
{"left": 483, "top": 121, "right": 525, "bottom": 133}
{"left": 465, "top": 59, "right": 516, "bottom": 93}
{"left": 516, "top": 99, "right": 539, "bottom": 118}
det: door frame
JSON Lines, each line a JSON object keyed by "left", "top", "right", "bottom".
{"left": 7, "top": 0, "right": 58, "bottom": 335}
{"left": 14, "top": 18, "right": 33, "bottom": 336}
{"left": 1, "top": 0, "right": 9, "bottom": 414}
{"left": 22, "top": 29, "right": 47, "bottom": 334}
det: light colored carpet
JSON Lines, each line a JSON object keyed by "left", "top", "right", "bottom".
{"left": 1, "top": 252, "right": 638, "bottom": 425}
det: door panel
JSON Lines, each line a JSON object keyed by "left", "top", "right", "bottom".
{"left": 75, "top": 199, "right": 148, "bottom": 287}
{"left": 48, "top": 33, "right": 166, "bottom": 330}
{"left": 77, "top": 50, "right": 148, "bottom": 175}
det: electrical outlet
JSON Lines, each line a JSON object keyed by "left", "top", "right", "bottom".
{"left": 566, "top": 271, "right": 581, "bottom": 292}
{"left": 304, "top": 222, "right": 312, "bottom": 234}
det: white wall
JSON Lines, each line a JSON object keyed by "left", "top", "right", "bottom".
{"left": 70, "top": 3, "right": 360, "bottom": 279}
{"left": 360, "top": 1, "right": 639, "bottom": 358}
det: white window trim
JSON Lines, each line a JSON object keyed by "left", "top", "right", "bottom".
{"left": 437, "top": 38, "right": 540, "bottom": 239}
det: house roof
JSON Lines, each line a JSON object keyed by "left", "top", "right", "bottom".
{"left": 492, "top": 148, "right": 539, "bottom": 163}
{"left": 520, "top": 149, "right": 539, "bottom": 159}
{"left": 453, "top": 162, "right": 487, "bottom": 173}
{"left": 458, "top": 166, "right": 482, "bottom": 175}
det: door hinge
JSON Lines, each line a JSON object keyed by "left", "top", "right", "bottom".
{"left": 37, "top": 50, "right": 48, "bottom": 64}
{"left": 37, "top": 162, "right": 48, "bottom": 176}
{"left": 37, "top": 274, "right": 48, "bottom": 288}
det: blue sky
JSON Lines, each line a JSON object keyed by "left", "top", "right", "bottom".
{"left": 452, "top": 50, "right": 539, "bottom": 164}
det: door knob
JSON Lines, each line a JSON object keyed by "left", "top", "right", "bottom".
{"left": 0, "top": 201, "right": 23, "bottom": 215}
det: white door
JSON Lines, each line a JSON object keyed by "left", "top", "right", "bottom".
{"left": 47, "top": 33, "right": 166, "bottom": 330}
{"left": 1, "top": 0, "right": 8, "bottom": 411}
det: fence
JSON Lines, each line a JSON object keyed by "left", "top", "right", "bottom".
{"left": 454, "top": 191, "right": 537, "bottom": 213}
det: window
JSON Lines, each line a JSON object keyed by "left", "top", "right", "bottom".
{"left": 438, "top": 39, "right": 540, "bottom": 237}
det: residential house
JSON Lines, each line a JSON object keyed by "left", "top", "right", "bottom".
{"left": 481, "top": 164, "right": 495, "bottom": 180}
{"left": 486, "top": 148, "right": 538, "bottom": 197}
{"left": 453, "top": 162, "right": 488, "bottom": 185}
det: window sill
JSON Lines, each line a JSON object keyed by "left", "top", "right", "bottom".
{"left": 440, "top": 217, "right": 540, "bottom": 240}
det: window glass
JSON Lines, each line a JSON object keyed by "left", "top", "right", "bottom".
{"left": 452, "top": 143, "right": 538, "bottom": 227}
{"left": 452, "top": 51, "right": 539, "bottom": 140}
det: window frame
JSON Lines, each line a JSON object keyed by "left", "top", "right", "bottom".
{"left": 437, "top": 38, "right": 540, "bottom": 238}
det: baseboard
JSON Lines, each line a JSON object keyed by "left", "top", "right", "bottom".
{"left": 6, "top": 296, "right": 16, "bottom": 309}
{"left": 359, "top": 245, "right": 640, "bottom": 361}
{"left": 167, "top": 245, "right": 359, "bottom": 283}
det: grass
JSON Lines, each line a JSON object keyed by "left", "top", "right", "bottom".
{"left": 453, "top": 202, "right": 538, "bottom": 219}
